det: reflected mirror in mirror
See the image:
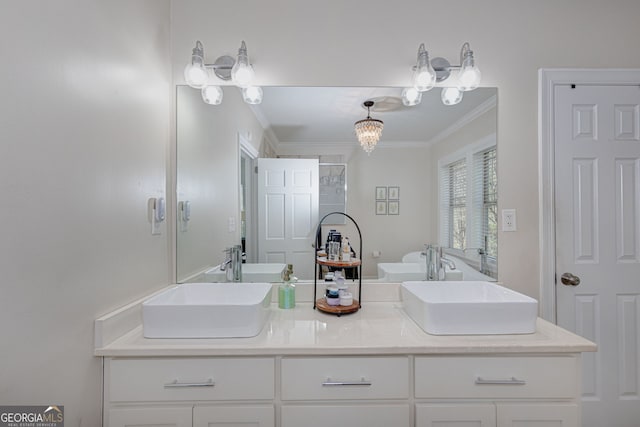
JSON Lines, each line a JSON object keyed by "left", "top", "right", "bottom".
{"left": 176, "top": 86, "right": 497, "bottom": 283}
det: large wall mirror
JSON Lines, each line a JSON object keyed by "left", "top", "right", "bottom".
{"left": 176, "top": 85, "right": 497, "bottom": 283}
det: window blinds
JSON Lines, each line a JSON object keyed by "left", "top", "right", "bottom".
{"left": 473, "top": 147, "right": 497, "bottom": 258}
{"left": 439, "top": 146, "right": 497, "bottom": 261}
{"left": 439, "top": 158, "right": 467, "bottom": 250}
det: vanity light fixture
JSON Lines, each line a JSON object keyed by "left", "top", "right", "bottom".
{"left": 354, "top": 100, "right": 384, "bottom": 155}
{"left": 402, "top": 42, "right": 481, "bottom": 107}
{"left": 411, "top": 43, "right": 436, "bottom": 92}
{"left": 231, "top": 41, "right": 255, "bottom": 87}
{"left": 183, "top": 41, "right": 209, "bottom": 88}
{"left": 184, "top": 40, "right": 262, "bottom": 105}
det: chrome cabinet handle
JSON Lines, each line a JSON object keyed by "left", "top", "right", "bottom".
{"left": 475, "top": 376, "right": 526, "bottom": 385}
{"left": 164, "top": 379, "right": 215, "bottom": 388}
{"left": 561, "top": 272, "right": 581, "bottom": 286}
{"left": 322, "top": 377, "right": 372, "bottom": 387}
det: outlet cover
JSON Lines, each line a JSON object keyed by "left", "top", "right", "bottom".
{"left": 502, "top": 209, "right": 517, "bottom": 232}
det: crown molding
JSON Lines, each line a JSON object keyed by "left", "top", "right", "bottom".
{"left": 426, "top": 94, "right": 497, "bottom": 147}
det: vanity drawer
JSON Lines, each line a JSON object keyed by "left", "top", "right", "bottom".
{"left": 415, "top": 356, "right": 578, "bottom": 399}
{"left": 282, "top": 404, "right": 410, "bottom": 427}
{"left": 109, "top": 357, "right": 275, "bottom": 402}
{"left": 281, "top": 356, "right": 409, "bottom": 400}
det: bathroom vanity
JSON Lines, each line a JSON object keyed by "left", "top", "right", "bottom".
{"left": 95, "top": 284, "right": 595, "bottom": 427}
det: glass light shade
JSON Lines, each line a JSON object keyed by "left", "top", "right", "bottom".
{"left": 231, "top": 62, "right": 254, "bottom": 87}
{"left": 354, "top": 118, "right": 384, "bottom": 155}
{"left": 401, "top": 87, "right": 422, "bottom": 106}
{"left": 457, "top": 57, "right": 481, "bottom": 91}
{"left": 242, "top": 86, "right": 263, "bottom": 104}
{"left": 201, "top": 85, "right": 223, "bottom": 105}
{"left": 411, "top": 44, "right": 436, "bottom": 92}
{"left": 441, "top": 87, "right": 463, "bottom": 106}
{"left": 184, "top": 62, "right": 209, "bottom": 89}
{"left": 231, "top": 41, "right": 254, "bottom": 88}
{"left": 413, "top": 65, "right": 436, "bottom": 92}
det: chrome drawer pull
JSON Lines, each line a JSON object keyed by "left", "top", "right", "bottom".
{"left": 322, "top": 377, "right": 372, "bottom": 387}
{"left": 164, "top": 379, "right": 215, "bottom": 388}
{"left": 475, "top": 376, "right": 526, "bottom": 385}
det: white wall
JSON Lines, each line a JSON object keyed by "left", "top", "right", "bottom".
{"left": 176, "top": 86, "right": 264, "bottom": 280}
{"left": 0, "top": 1, "right": 171, "bottom": 425}
{"left": 171, "top": 0, "right": 640, "bottom": 298}
{"left": 347, "top": 146, "right": 433, "bottom": 277}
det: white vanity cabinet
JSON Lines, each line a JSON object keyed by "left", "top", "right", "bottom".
{"left": 103, "top": 354, "right": 582, "bottom": 427}
{"left": 280, "top": 356, "right": 411, "bottom": 427}
{"left": 104, "top": 357, "right": 275, "bottom": 427}
{"left": 414, "top": 356, "right": 581, "bottom": 427}
{"left": 96, "top": 300, "right": 594, "bottom": 427}
{"left": 108, "top": 406, "right": 193, "bottom": 427}
{"left": 416, "top": 403, "right": 578, "bottom": 426}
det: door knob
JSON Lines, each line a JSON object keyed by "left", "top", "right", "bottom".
{"left": 560, "top": 272, "right": 581, "bottom": 286}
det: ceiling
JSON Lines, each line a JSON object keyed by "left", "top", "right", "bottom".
{"left": 248, "top": 86, "right": 497, "bottom": 147}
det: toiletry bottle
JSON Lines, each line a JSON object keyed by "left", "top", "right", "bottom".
{"left": 342, "top": 237, "right": 351, "bottom": 262}
{"left": 278, "top": 264, "right": 296, "bottom": 309}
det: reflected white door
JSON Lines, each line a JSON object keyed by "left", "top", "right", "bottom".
{"left": 555, "top": 84, "right": 640, "bottom": 427}
{"left": 257, "top": 158, "right": 319, "bottom": 279}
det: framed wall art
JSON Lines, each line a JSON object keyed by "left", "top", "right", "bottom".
{"left": 388, "top": 186, "right": 400, "bottom": 200}
{"left": 388, "top": 200, "right": 399, "bottom": 215}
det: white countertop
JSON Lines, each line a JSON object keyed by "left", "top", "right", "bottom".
{"left": 95, "top": 302, "right": 596, "bottom": 357}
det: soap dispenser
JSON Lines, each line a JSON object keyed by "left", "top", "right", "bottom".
{"left": 278, "top": 264, "right": 296, "bottom": 309}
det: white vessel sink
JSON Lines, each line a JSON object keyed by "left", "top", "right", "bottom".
{"left": 203, "top": 263, "right": 286, "bottom": 283}
{"left": 401, "top": 281, "right": 538, "bottom": 335}
{"left": 142, "top": 282, "right": 273, "bottom": 338}
{"left": 377, "top": 263, "right": 463, "bottom": 281}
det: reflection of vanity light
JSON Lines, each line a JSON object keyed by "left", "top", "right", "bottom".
{"left": 242, "top": 86, "right": 263, "bottom": 104}
{"left": 441, "top": 87, "right": 463, "bottom": 106}
{"left": 202, "top": 85, "right": 223, "bottom": 105}
{"left": 401, "top": 87, "right": 422, "bottom": 106}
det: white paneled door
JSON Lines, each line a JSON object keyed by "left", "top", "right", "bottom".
{"left": 555, "top": 84, "right": 640, "bottom": 427}
{"left": 257, "top": 158, "right": 319, "bottom": 280}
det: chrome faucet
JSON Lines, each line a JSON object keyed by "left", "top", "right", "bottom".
{"left": 221, "top": 245, "right": 243, "bottom": 282}
{"left": 424, "top": 244, "right": 457, "bottom": 281}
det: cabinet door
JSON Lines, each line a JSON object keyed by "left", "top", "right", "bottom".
{"left": 497, "top": 404, "right": 578, "bottom": 427}
{"left": 108, "top": 407, "right": 192, "bottom": 427}
{"left": 193, "top": 405, "right": 274, "bottom": 427}
{"left": 282, "top": 404, "right": 410, "bottom": 427}
{"left": 416, "top": 403, "right": 496, "bottom": 427}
